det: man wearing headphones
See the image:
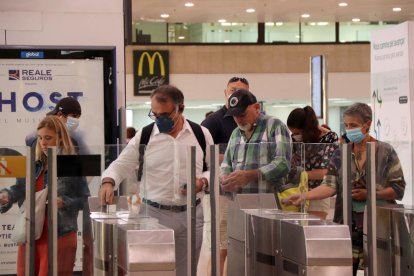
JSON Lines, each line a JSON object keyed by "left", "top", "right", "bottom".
{"left": 100, "top": 85, "right": 214, "bottom": 276}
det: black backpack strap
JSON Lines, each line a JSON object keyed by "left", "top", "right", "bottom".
{"left": 187, "top": 120, "right": 208, "bottom": 172}
{"left": 137, "top": 123, "right": 155, "bottom": 181}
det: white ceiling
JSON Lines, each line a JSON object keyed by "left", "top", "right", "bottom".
{"left": 132, "top": 0, "right": 414, "bottom": 24}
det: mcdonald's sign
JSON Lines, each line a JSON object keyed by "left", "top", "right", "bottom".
{"left": 133, "top": 50, "right": 169, "bottom": 95}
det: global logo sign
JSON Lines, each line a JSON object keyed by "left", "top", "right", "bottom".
{"left": 8, "top": 70, "right": 20, "bottom": 80}
{"left": 20, "top": 51, "right": 44, "bottom": 59}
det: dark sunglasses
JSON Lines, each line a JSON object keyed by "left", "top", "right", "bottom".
{"left": 228, "top": 77, "right": 249, "bottom": 85}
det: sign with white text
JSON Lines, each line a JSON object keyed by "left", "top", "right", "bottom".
{"left": 371, "top": 22, "right": 414, "bottom": 205}
{"left": 0, "top": 58, "right": 105, "bottom": 274}
{"left": 0, "top": 59, "right": 105, "bottom": 147}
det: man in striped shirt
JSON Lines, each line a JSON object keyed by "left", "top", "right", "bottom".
{"left": 220, "top": 89, "right": 292, "bottom": 194}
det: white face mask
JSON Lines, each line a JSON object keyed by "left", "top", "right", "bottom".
{"left": 66, "top": 116, "right": 80, "bottom": 131}
{"left": 292, "top": 134, "right": 303, "bottom": 142}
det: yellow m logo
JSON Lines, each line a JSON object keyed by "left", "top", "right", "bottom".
{"left": 138, "top": 51, "right": 165, "bottom": 76}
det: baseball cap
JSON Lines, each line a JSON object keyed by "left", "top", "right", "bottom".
{"left": 47, "top": 97, "right": 81, "bottom": 116}
{"left": 225, "top": 89, "right": 257, "bottom": 117}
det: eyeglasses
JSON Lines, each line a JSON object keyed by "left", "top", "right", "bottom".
{"left": 228, "top": 77, "right": 249, "bottom": 85}
{"left": 148, "top": 109, "right": 175, "bottom": 120}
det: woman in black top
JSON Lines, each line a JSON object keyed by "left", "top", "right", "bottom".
{"left": 287, "top": 106, "right": 339, "bottom": 219}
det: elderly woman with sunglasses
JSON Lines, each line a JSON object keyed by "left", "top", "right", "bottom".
{"left": 285, "top": 102, "right": 405, "bottom": 276}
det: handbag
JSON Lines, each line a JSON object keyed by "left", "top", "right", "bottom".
{"left": 276, "top": 167, "right": 309, "bottom": 212}
{"left": 11, "top": 187, "right": 48, "bottom": 243}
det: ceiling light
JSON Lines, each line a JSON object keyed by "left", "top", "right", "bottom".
{"left": 218, "top": 19, "right": 226, "bottom": 23}
{"left": 352, "top": 18, "right": 360, "bottom": 22}
{"left": 393, "top": 7, "right": 402, "bottom": 12}
{"left": 178, "top": 36, "right": 185, "bottom": 39}
{"left": 221, "top": 22, "right": 231, "bottom": 26}
{"left": 265, "top": 22, "right": 275, "bottom": 26}
{"left": 184, "top": 2, "right": 194, "bottom": 7}
{"left": 317, "top": 22, "right": 329, "bottom": 26}
{"left": 246, "top": 8, "right": 255, "bottom": 13}
{"left": 338, "top": 2, "right": 348, "bottom": 7}
{"left": 310, "top": 22, "right": 316, "bottom": 26}
{"left": 160, "top": 14, "right": 169, "bottom": 18}
{"left": 301, "top": 14, "right": 310, "bottom": 18}
{"left": 276, "top": 22, "right": 284, "bottom": 26}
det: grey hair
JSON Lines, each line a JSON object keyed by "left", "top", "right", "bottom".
{"left": 343, "top": 102, "right": 372, "bottom": 123}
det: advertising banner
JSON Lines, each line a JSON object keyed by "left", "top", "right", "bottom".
{"left": 133, "top": 50, "right": 169, "bottom": 95}
{"left": 0, "top": 59, "right": 104, "bottom": 147}
{"left": 0, "top": 58, "right": 105, "bottom": 274}
{"left": 371, "top": 22, "right": 413, "bottom": 204}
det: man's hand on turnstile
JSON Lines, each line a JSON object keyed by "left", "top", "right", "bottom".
{"left": 220, "top": 170, "right": 258, "bottom": 192}
{"left": 100, "top": 183, "right": 114, "bottom": 204}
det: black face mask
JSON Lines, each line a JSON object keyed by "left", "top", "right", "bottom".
{"left": 155, "top": 115, "right": 175, "bottom": 133}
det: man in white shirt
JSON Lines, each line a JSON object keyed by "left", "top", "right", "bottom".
{"left": 100, "top": 85, "right": 213, "bottom": 276}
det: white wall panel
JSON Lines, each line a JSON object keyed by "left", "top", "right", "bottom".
{"left": 0, "top": 12, "right": 42, "bottom": 30}
{"left": 5, "top": 12, "right": 122, "bottom": 45}
{"left": 0, "top": 0, "right": 122, "bottom": 12}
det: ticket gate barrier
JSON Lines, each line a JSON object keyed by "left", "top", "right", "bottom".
{"left": 246, "top": 209, "right": 352, "bottom": 276}
{"left": 88, "top": 196, "right": 176, "bottom": 276}
{"left": 227, "top": 194, "right": 352, "bottom": 276}
{"left": 392, "top": 208, "right": 414, "bottom": 276}
{"left": 363, "top": 204, "right": 414, "bottom": 276}
{"left": 117, "top": 223, "right": 175, "bottom": 275}
{"left": 227, "top": 194, "right": 278, "bottom": 276}
{"left": 89, "top": 196, "right": 129, "bottom": 275}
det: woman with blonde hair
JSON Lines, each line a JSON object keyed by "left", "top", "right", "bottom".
{"left": 0, "top": 116, "right": 90, "bottom": 276}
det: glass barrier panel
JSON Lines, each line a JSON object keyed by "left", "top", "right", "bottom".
{"left": 256, "top": 141, "right": 296, "bottom": 213}
{"left": 133, "top": 22, "right": 168, "bottom": 43}
{"left": 0, "top": 146, "right": 28, "bottom": 275}
{"left": 368, "top": 140, "right": 405, "bottom": 207}
{"left": 140, "top": 143, "right": 205, "bottom": 275}
{"left": 302, "top": 142, "right": 339, "bottom": 220}
{"left": 339, "top": 21, "right": 399, "bottom": 42}
{"left": 265, "top": 22, "right": 300, "bottom": 43}
{"left": 301, "top": 22, "right": 335, "bottom": 42}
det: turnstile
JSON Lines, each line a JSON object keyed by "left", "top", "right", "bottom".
{"left": 88, "top": 197, "right": 176, "bottom": 276}
{"left": 363, "top": 204, "right": 414, "bottom": 276}
{"left": 227, "top": 194, "right": 278, "bottom": 276}
{"left": 280, "top": 219, "right": 352, "bottom": 275}
{"left": 89, "top": 196, "right": 129, "bottom": 275}
{"left": 246, "top": 209, "right": 352, "bottom": 276}
{"left": 227, "top": 194, "right": 352, "bottom": 276}
{"left": 368, "top": 205, "right": 414, "bottom": 276}
{"left": 117, "top": 221, "right": 175, "bottom": 275}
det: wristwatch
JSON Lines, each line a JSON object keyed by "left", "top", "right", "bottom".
{"left": 201, "top": 178, "right": 209, "bottom": 191}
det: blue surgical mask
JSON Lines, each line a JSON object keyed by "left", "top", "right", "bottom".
{"left": 345, "top": 127, "right": 365, "bottom": 144}
{"left": 66, "top": 117, "right": 80, "bottom": 131}
{"left": 155, "top": 116, "right": 174, "bottom": 133}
